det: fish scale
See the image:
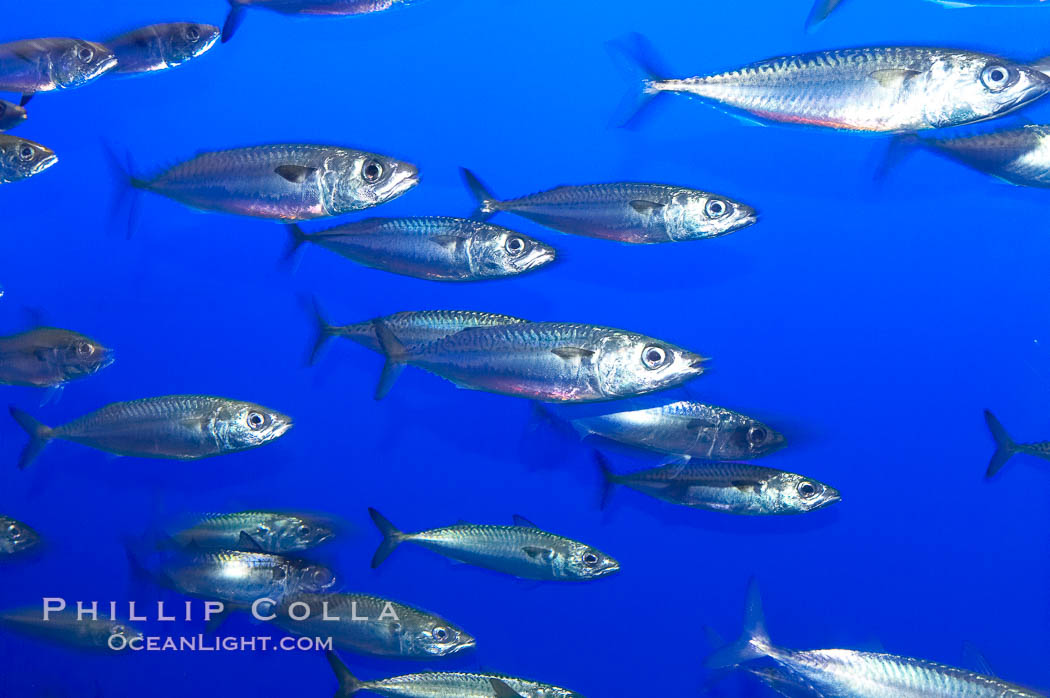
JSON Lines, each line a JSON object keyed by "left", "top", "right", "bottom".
{"left": 364, "top": 672, "right": 581, "bottom": 697}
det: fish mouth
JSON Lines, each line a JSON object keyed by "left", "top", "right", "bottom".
{"left": 31, "top": 152, "right": 58, "bottom": 175}
{"left": 687, "top": 355, "right": 709, "bottom": 372}
{"left": 732, "top": 204, "right": 759, "bottom": 231}
{"left": 387, "top": 164, "right": 420, "bottom": 199}
{"left": 454, "top": 636, "right": 477, "bottom": 653}
{"left": 272, "top": 418, "right": 294, "bottom": 438}
{"left": 95, "top": 54, "right": 119, "bottom": 78}
{"left": 814, "top": 491, "right": 842, "bottom": 510}
{"left": 522, "top": 245, "right": 557, "bottom": 271}
{"left": 198, "top": 28, "right": 221, "bottom": 55}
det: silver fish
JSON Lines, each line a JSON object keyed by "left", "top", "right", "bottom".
{"left": 0, "top": 327, "right": 113, "bottom": 389}
{"left": 307, "top": 299, "right": 528, "bottom": 365}
{"left": 168, "top": 511, "right": 338, "bottom": 553}
{"left": 9, "top": 395, "right": 293, "bottom": 469}
{"left": 373, "top": 320, "right": 707, "bottom": 402}
{"left": 0, "top": 134, "right": 56, "bottom": 184}
{"left": 129, "top": 144, "right": 418, "bottom": 221}
{"left": 0, "top": 38, "right": 117, "bottom": 104}
{"left": 223, "top": 0, "right": 421, "bottom": 42}
{"left": 596, "top": 454, "right": 839, "bottom": 515}
{"left": 905, "top": 125, "right": 1050, "bottom": 187}
{"left": 0, "top": 608, "right": 140, "bottom": 652}
{"left": 287, "top": 217, "right": 556, "bottom": 281}
{"left": 107, "top": 23, "right": 220, "bottom": 75}
{"left": 326, "top": 650, "right": 584, "bottom": 698}
{"left": 270, "top": 592, "right": 475, "bottom": 659}
{"left": 708, "top": 580, "right": 1045, "bottom": 697}
{"left": 810, "top": 0, "right": 1050, "bottom": 29}
{"left": 555, "top": 399, "right": 785, "bottom": 460}
{"left": 0, "top": 515, "right": 40, "bottom": 555}
{"left": 0, "top": 99, "right": 26, "bottom": 131}
{"left": 985, "top": 410, "right": 1050, "bottom": 478}
{"left": 368, "top": 509, "right": 620, "bottom": 581}
{"left": 617, "top": 35, "right": 1050, "bottom": 132}
{"left": 462, "top": 169, "right": 757, "bottom": 244}
{"left": 161, "top": 549, "right": 336, "bottom": 607}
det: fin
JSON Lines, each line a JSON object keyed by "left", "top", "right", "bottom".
{"left": 731, "top": 480, "right": 762, "bottom": 493}
{"left": 805, "top": 0, "right": 844, "bottom": 30}
{"left": 522, "top": 546, "right": 555, "bottom": 561}
{"left": 101, "top": 141, "right": 146, "bottom": 239}
{"left": 869, "top": 69, "right": 921, "bottom": 90}
{"left": 705, "top": 577, "right": 772, "bottom": 669}
{"left": 460, "top": 168, "right": 499, "bottom": 221}
{"left": 274, "top": 165, "right": 318, "bottom": 184}
{"left": 984, "top": 410, "right": 1018, "bottom": 478}
{"left": 490, "top": 679, "right": 524, "bottom": 698}
{"left": 326, "top": 651, "right": 363, "bottom": 696}
{"left": 1032, "top": 55, "right": 1050, "bottom": 78}
{"left": 629, "top": 200, "right": 664, "bottom": 214}
{"left": 512, "top": 514, "right": 540, "bottom": 528}
{"left": 222, "top": 1, "right": 247, "bottom": 43}
{"left": 372, "top": 319, "right": 407, "bottom": 401}
{"left": 430, "top": 235, "right": 465, "bottom": 253}
{"left": 237, "top": 531, "right": 264, "bottom": 552}
{"left": 873, "top": 133, "right": 922, "bottom": 184}
{"left": 961, "top": 641, "right": 996, "bottom": 677}
{"left": 306, "top": 295, "right": 336, "bottom": 367}
{"left": 551, "top": 347, "right": 595, "bottom": 361}
{"left": 39, "top": 384, "right": 64, "bottom": 407}
{"left": 595, "top": 451, "right": 618, "bottom": 510}
{"left": 605, "top": 33, "right": 670, "bottom": 128}
{"left": 284, "top": 224, "right": 311, "bottom": 263}
{"left": 9, "top": 406, "right": 55, "bottom": 470}
{"left": 367, "top": 507, "right": 405, "bottom": 568}
{"left": 205, "top": 608, "right": 231, "bottom": 635}
{"left": 19, "top": 93, "right": 33, "bottom": 107}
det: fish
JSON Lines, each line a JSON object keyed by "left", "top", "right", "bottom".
{"left": 596, "top": 453, "right": 840, "bottom": 515}
{"left": 707, "top": 579, "right": 1045, "bottom": 697}
{"left": 897, "top": 126, "right": 1050, "bottom": 187}
{"left": 9, "top": 395, "right": 293, "bottom": 469}
{"left": 126, "top": 144, "right": 419, "bottom": 222}
{"left": 372, "top": 320, "right": 707, "bottom": 402}
{"left": 612, "top": 34, "right": 1050, "bottom": 133}
{"left": 984, "top": 410, "right": 1050, "bottom": 478}
{"left": 168, "top": 511, "right": 338, "bottom": 553}
{"left": 0, "top": 134, "right": 56, "bottom": 184}
{"left": 0, "top": 38, "right": 117, "bottom": 105}
{"left": 368, "top": 509, "right": 620, "bottom": 581}
{"left": 325, "top": 650, "right": 585, "bottom": 698}
{"left": 222, "top": 0, "right": 421, "bottom": 43}
{"left": 307, "top": 298, "right": 528, "bottom": 366}
{"left": 286, "top": 217, "right": 556, "bottom": 281}
{"left": 0, "top": 327, "right": 113, "bottom": 389}
{"left": 269, "top": 592, "right": 475, "bottom": 659}
{"left": 462, "top": 169, "right": 757, "bottom": 244}
{"left": 806, "top": 0, "right": 846, "bottom": 29}
{"left": 106, "top": 23, "right": 220, "bottom": 75}
{"left": 0, "top": 99, "right": 26, "bottom": 131}
{"left": 0, "top": 608, "right": 140, "bottom": 652}
{"left": 0, "top": 515, "right": 40, "bottom": 555}
{"left": 554, "top": 399, "right": 785, "bottom": 460}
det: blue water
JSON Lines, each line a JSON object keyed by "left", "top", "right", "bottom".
{"left": 2, "top": 1, "right": 1049, "bottom": 696}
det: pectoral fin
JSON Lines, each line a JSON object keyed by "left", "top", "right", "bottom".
{"left": 19, "top": 93, "right": 33, "bottom": 107}
{"left": 551, "top": 347, "right": 595, "bottom": 361}
{"left": 731, "top": 480, "right": 762, "bottom": 493}
{"left": 522, "top": 546, "right": 555, "bottom": 561}
{"left": 869, "top": 69, "right": 921, "bottom": 90}
{"left": 274, "top": 165, "right": 318, "bottom": 184}
{"left": 430, "top": 235, "right": 465, "bottom": 253}
{"left": 629, "top": 200, "right": 664, "bottom": 214}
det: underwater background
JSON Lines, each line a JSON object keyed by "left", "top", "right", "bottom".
{"left": 1, "top": 0, "right": 1049, "bottom": 696}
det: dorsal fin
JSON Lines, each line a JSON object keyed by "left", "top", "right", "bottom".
{"left": 513, "top": 514, "right": 539, "bottom": 528}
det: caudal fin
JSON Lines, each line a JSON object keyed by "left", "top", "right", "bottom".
{"left": 367, "top": 507, "right": 406, "bottom": 568}
{"left": 460, "top": 168, "right": 499, "bottom": 222}
{"left": 984, "top": 410, "right": 1019, "bottom": 478}
{"left": 605, "top": 33, "right": 669, "bottom": 128}
{"left": 705, "top": 578, "right": 773, "bottom": 670}
{"left": 873, "top": 134, "right": 922, "bottom": 185}
{"left": 326, "top": 651, "right": 363, "bottom": 696}
{"left": 9, "top": 406, "right": 54, "bottom": 470}
{"left": 306, "top": 295, "right": 337, "bottom": 367}
{"left": 222, "top": 1, "right": 247, "bottom": 43}
{"left": 805, "top": 0, "right": 845, "bottom": 30}
{"left": 101, "top": 141, "right": 147, "bottom": 239}
{"left": 372, "top": 319, "right": 407, "bottom": 400}
{"left": 594, "top": 451, "right": 618, "bottom": 510}
{"left": 284, "top": 224, "right": 311, "bottom": 264}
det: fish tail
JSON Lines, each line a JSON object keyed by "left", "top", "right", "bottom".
{"left": 9, "top": 406, "right": 54, "bottom": 470}
{"left": 805, "top": 0, "right": 844, "bottom": 30}
{"left": 367, "top": 507, "right": 406, "bottom": 568}
{"left": 984, "top": 410, "right": 1019, "bottom": 478}
{"left": 222, "top": 1, "right": 248, "bottom": 43}
{"left": 307, "top": 295, "right": 336, "bottom": 367}
{"left": 605, "top": 33, "right": 669, "bottom": 128}
{"left": 326, "top": 651, "right": 363, "bottom": 696}
{"left": 372, "top": 319, "right": 407, "bottom": 401}
{"left": 594, "top": 451, "right": 618, "bottom": 510}
{"left": 101, "top": 140, "right": 145, "bottom": 239}
{"left": 460, "top": 168, "right": 499, "bottom": 221}
{"left": 873, "top": 133, "right": 922, "bottom": 184}
{"left": 705, "top": 578, "right": 773, "bottom": 670}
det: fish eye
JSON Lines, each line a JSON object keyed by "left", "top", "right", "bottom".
{"left": 641, "top": 345, "right": 669, "bottom": 370}
{"left": 78, "top": 46, "right": 94, "bottom": 63}
{"left": 981, "top": 64, "right": 1012, "bottom": 92}
{"left": 705, "top": 199, "right": 729, "bottom": 219}
{"left": 272, "top": 567, "right": 287, "bottom": 580}
{"left": 748, "top": 426, "right": 767, "bottom": 444}
{"left": 18, "top": 145, "right": 34, "bottom": 161}
{"left": 186, "top": 26, "right": 201, "bottom": 42}
{"left": 505, "top": 236, "right": 526, "bottom": 256}
{"left": 297, "top": 524, "right": 311, "bottom": 536}
{"left": 582, "top": 552, "right": 599, "bottom": 566}
{"left": 247, "top": 411, "right": 267, "bottom": 430}
{"left": 797, "top": 481, "right": 818, "bottom": 499}
{"left": 75, "top": 342, "right": 94, "bottom": 356}
{"left": 362, "top": 159, "right": 383, "bottom": 183}
{"left": 432, "top": 626, "right": 449, "bottom": 641}
{"left": 311, "top": 568, "right": 330, "bottom": 585}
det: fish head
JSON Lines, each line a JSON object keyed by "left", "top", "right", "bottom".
{"left": 292, "top": 562, "right": 338, "bottom": 593}
{"left": 0, "top": 136, "right": 57, "bottom": 181}
{"left": 0, "top": 100, "right": 27, "bottom": 132}
{"left": 728, "top": 419, "right": 787, "bottom": 458}
{"left": 215, "top": 401, "right": 293, "bottom": 451}
{"left": 769, "top": 473, "right": 841, "bottom": 513}
{"left": 403, "top": 615, "right": 476, "bottom": 657}
{"left": 162, "top": 23, "right": 221, "bottom": 66}
{"left": 53, "top": 40, "right": 117, "bottom": 88}
{"left": 596, "top": 333, "right": 707, "bottom": 399}
{"left": 563, "top": 542, "right": 620, "bottom": 580}
{"left": 103, "top": 621, "right": 143, "bottom": 651}
{"left": 52, "top": 330, "right": 114, "bottom": 380}
{"left": 668, "top": 190, "right": 758, "bottom": 241}
{"left": 951, "top": 57, "right": 1050, "bottom": 123}
{"left": 327, "top": 151, "right": 419, "bottom": 213}
{"left": 470, "top": 225, "right": 556, "bottom": 277}
{"left": 1, "top": 517, "right": 40, "bottom": 554}
{"left": 273, "top": 514, "right": 338, "bottom": 551}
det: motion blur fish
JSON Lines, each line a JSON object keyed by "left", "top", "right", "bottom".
{"left": 0, "top": 608, "right": 140, "bottom": 652}
{"left": 596, "top": 453, "right": 839, "bottom": 515}
{"left": 806, "top": 0, "right": 845, "bottom": 28}
{"left": 614, "top": 34, "right": 1050, "bottom": 132}
{"left": 9, "top": 395, "right": 292, "bottom": 469}
{"left": 0, "top": 327, "right": 112, "bottom": 389}
{"left": 555, "top": 399, "right": 785, "bottom": 460}
{"left": 0, "top": 38, "right": 116, "bottom": 104}
{"left": 326, "top": 651, "right": 584, "bottom": 698}
{"left": 812, "top": 0, "right": 1049, "bottom": 25}
{"left": 0, "top": 134, "right": 56, "bottom": 183}
{"left": 707, "top": 579, "right": 1045, "bottom": 697}
{"left": 984, "top": 410, "right": 1050, "bottom": 478}
{"left": 287, "top": 217, "right": 555, "bottom": 281}
{"left": 372, "top": 320, "right": 706, "bottom": 402}
{"left": 127, "top": 144, "right": 418, "bottom": 221}
{"left": 462, "top": 169, "right": 756, "bottom": 244}
{"left": 222, "top": 0, "right": 422, "bottom": 43}
{"left": 368, "top": 509, "right": 620, "bottom": 581}
{"left": 270, "top": 592, "right": 475, "bottom": 659}
{"left": 107, "top": 23, "right": 220, "bottom": 75}
{"left": 899, "top": 126, "right": 1050, "bottom": 187}
{"left": 0, "top": 99, "right": 26, "bottom": 131}
{"left": 307, "top": 298, "right": 527, "bottom": 366}
{"left": 0, "top": 515, "right": 40, "bottom": 555}
{"left": 168, "top": 511, "right": 338, "bottom": 553}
